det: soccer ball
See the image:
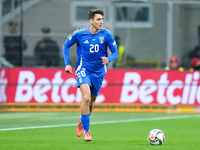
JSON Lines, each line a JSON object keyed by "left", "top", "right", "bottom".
{"left": 148, "top": 129, "right": 165, "bottom": 145}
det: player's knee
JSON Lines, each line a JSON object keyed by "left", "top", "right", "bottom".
{"left": 83, "top": 95, "right": 91, "bottom": 104}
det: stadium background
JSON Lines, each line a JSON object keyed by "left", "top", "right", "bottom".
{"left": 0, "top": 0, "right": 200, "bottom": 113}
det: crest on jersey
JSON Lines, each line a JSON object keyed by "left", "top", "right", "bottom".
{"left": 99, "top": 36, "right": 104, "bottom": 44}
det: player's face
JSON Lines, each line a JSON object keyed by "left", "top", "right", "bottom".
{"left": 90, "top": 14, "right": 103, "bottom": 30}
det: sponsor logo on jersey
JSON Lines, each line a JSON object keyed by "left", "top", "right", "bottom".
{"left": 100, "top": 36, "right": 104, "bottom": 44}
{"left": 84, "top": 40, "right": 89, "bottom": 44}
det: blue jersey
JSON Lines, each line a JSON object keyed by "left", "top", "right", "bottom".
{"left": 63, "top": 26, "right": 119, "bottom": 76}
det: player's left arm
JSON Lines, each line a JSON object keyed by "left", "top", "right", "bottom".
{"left": 101, "top": 45, "right": 118, "bottom": 64}
{"left": 106, "top": 33, "right": 119, "bottom": 63}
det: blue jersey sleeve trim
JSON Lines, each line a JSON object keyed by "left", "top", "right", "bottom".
{"left": 72, "top": 27, "right": 88, "bottom": 36}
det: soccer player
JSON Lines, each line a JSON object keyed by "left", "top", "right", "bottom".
{"left": 63, "top": 9, "right": 119, "bottom": 141}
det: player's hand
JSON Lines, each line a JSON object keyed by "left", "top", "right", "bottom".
{"left": 101, "top": 57, "right": 108, "bottom": 64}
{"left": 65, "top": 65, "right": 73, "bottom": 74}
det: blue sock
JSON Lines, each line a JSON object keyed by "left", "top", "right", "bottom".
{"left": 81, "top": 113, "right": 91, "bottom": 131}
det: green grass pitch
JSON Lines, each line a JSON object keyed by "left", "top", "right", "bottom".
{"left": 0, "top": 112, "right": 200, "bottom": 150}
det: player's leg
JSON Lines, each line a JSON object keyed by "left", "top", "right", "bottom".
{"left": 90, "top": 94, "right": 97, "bottom": 113}
{"left": 89, "top": 75, "right": 104, "bottom": 113}
{"left": 76, "top": 83, "right": 91, "bottom": 138}
{"left": 80, "top": 84, "right": 91, "bottom": 115}
{"left": 81, "top": 76, "right": 103, "bottom": 140}
{"left": 76, "top": 69, "right": 92, "bottom": 138}
{"left": 79, "top": 84, "right": 92, "bottom": 141}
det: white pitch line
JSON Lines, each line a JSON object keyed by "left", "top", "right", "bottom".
{"left": 0, "top": 114, "right": 199, "bottom": 131}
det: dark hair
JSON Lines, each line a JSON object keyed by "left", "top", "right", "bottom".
{"left": 88, "top": 9, "right": 104, "bottom": 20}
{"left": 41, "top": 27, "right": 51, "bottom": 33}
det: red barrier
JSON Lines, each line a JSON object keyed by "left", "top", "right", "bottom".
{"left": 0, "top": 68, "right": 200, "bottom": 105}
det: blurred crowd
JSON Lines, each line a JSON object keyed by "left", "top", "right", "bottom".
{"left": 2, "top": 21, "right": 60, "bottom": 68}
{"left": 165, "top": 56, "right": 200, "bottom": 72}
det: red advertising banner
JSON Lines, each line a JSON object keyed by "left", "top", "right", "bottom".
{"left": 0, "top": 68, "right": 200, "bottom": 105}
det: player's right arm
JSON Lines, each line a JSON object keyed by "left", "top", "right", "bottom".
{"left": 63, "top": 32, "right": 78, "bottom": 74}
{"left": 65, "top": 65, "right": 73, "bottom": 74}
